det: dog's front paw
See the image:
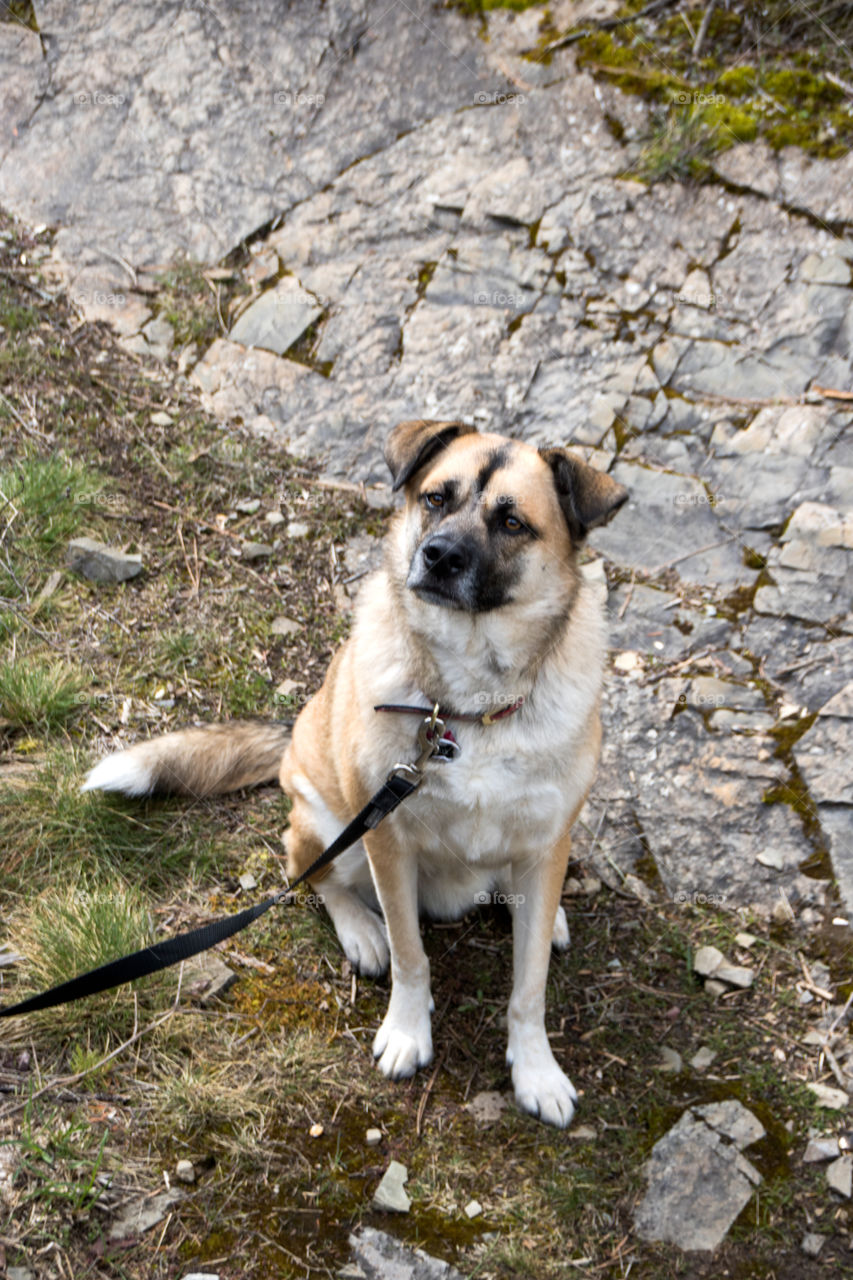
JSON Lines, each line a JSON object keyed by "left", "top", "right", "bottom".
{"left": 551, "top": 904, "right": 570, "bottom": 950}
{"left": 373, "top": 1013, "right": 432, "bottom": 1079}
{"left": 337, "top": 908, "right": 389, "bottom": 978}
{"left": 509, "top": 1049, "right": 578, "bottom": 1128}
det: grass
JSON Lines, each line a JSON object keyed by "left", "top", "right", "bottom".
{"left": 0, "top": 656, "right": 88, "bottom": 730}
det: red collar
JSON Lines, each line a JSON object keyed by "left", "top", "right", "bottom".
{"left": 374, "top": 697, "right": 524, "bottom": 727}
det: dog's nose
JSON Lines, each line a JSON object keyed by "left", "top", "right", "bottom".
{"left": 421, "top": 534, "right": 469, "bottom": 578}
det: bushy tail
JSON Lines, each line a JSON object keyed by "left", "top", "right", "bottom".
{"left": 82, "top": 721, "right": 290, "bottom": 799}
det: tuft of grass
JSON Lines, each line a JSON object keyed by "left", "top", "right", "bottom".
{"left": 634, "top": 106, "right": 723, "bottom": 182}
{"left": 5, "top": 875, "right": 165, "bottom": 1039}
{"left": 0, "top": 656, "right": 88, "bottom": 730}
{"left": 6, "top": 1098, "right": 110, "bottom": 1228}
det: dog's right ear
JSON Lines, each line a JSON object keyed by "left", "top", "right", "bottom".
{"left": 385, "top": 419, "right": 478, "bottom": 492}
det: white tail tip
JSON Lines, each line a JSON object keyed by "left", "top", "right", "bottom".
{"left": 82, "top": 750, "right": 154, "bottom": 797}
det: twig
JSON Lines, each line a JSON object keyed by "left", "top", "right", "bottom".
{"left": 692, "top": 1, "right": 716, "bottom": 58}
{"left": 649, "top": 536, "right": 736, "bottom": 576}
{"left": 826, "top": 71, "right": 853, "bottom": 100}
{"left": 811, "top": 384, "right": 853, "bottom": 402}
{"left": 416, "top": 1054, "right": 445, "bottom": 1137}
{"left": 797, "top": 951, "right": 834, "bottom": 1002}
{"left": 176, "top": 521, "right": 200, "bottom": 596}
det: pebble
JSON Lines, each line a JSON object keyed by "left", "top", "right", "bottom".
{"left": 373, "top": 1160, "right": 411, "bottom": 1213}
{"left": 265, "top": 510, "right": 285, "bottom": 525}
{"left": 690, "top": 1046, "right": 717, "bottom": 1071}
{"left": 270, "top": 615, "right": 302, "bottom": 636}
{"left": 67, "top": 537, "right": 143, "bottom": 583}
{"left": 150, "top": 410, "right": 173, "bottom": 426}
{"left": 309, "top": 1123, "right": 324, "bottom": 1138}
{"left": 803, "top": 1136, "right": 840, "bottom": 1163}
{"left": 235, "top": 498, "right": 261, "bottom": 514}
{"left": 175, "top": 1159, "right": 196, "bottom": 1184}
{"left": 827, "top": 1155, "right": 852, "bottom": 1197}
{"left": 287, "top": 521, "right": 310, "bottom": 539}
{"left": 801, "top": 1232, "right": 825, "bottom": 1257}
{"left": 464, "top": 1199, "right": 482, "bottom": 1218}
{"left": 465, "top": 1091, "right": 507, "bottom": 1124}
{"left": 807, "top": 1082, "right": 849, "bottom": 1110}
{"left": 241, "top": 541, "right": 273, "bottom": 560}
{"left": 238, "top": 872, "right": 258, "bottom": 891}
{"left": 365, "top": 1128, "right": 382, "bottom": 1147}
{"left": 657, "top": 1047, "right": 683, "bottom": 1073}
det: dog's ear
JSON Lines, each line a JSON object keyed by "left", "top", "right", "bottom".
{"left": 385, "top": 419, "right": 478, "bottom": 492}
{"left": 539, "top": 447, "right": 628, "bottom": 543}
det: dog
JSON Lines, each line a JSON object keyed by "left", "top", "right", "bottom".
{"left": 83, "top": 420, "right": 627, "bottom": 1127}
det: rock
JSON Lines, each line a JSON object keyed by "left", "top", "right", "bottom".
{"left": 266, "top": 510, "right": 285, "bottom": 525}
{"left": 346, "top": 1227, "right": 465, "bottom": 1279}
{"left": 109, "top": 1189, "right": 182, "bottom": 1240}
{"left": 693, "top": 945, "right": 725, "bottom": 977}
{"left": 690, "top": 1046, "right": 717, "bottom": 1072}
{"left": 634, "top": 1103, "right": 763, "bottom": 1251}
{"left": 827, "top": 1155, "right": 853, "bottom": 1197}
{"left": 270, "top": 616, "right": 302, "bottom": 636}
{"left": 464, "top": 1199, "right": 482, "bottom": 1218}
{"left": 150, "top": 411, "right": 173, "bottom": 426}
{"left": 801, "top": 1232, "right": 826, "bottom": 1258}
{"left": 372, "top": 1160, "right": 411, "bottom": 1213}
{"left": 735, "top": 932, "right": 758, "bottom": 949}
{"left": 238, "top": 872, "right": 257, "bottom": 891}
{"left": 286, "top": 521, "right": 310, "bottom": 539}
{"left": 310, "top": 1123, "right": 324, "bottom": 1138}
{"left": 235, "top": 498, "right": 261, "bottom": 514}
{"left": 465, "top": 1091, "right": 507, "bottom": 1124}
{"left": 175, "top": 1159, "right": 196, "bottom": 1184}
{"left": 67, "top": 537, "right": 142, "bottom": 583}
{"left": 183, "top": 951, "right": 237, "bottom": 1005}
{"left": 230, "top": 278, "right": 322, "bottom": 356}
{"left": 807, "top": 1083, "right": 849, "bottom": 1110}
{"left": 705, "top": 979, "right": 728, "bottom": 997}
{"left": 240, "top": 541, "right": 273, "bottom": 561}
{"left": 8, "top": 1270, "right": 35, "bottom": 1280}
{"left": 803, "top": 1137, "right": 840, "bottom": 1163}
{"left": 365, "top": 1128, "right": 382, "bottom": 1147}
{"left": 657, "top": 1047, "right": 683, "bottom": 1073}
{"left": 183, "top": 1275, "right": 220, "bottom": 1280}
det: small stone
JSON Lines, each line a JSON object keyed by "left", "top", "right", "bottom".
{"left": 270, "top": 616, "right": 302, "bottom": 636}
{"left": 275, "top": 679, "right": 304, "bottom": 698}
{"left": 808, "top": 1082, "right": 849, "bottom": 1110}
{"left": 365, "top": 1128, "right": 382, "bottom": 1147}
{"left": 757, "top": 848, "right": 786, "bottom": 870}
{"left": 235, "top": 498, "right": 261, "bottom": 514}
{"left": 803, "top": 1137, "right": 840, "bottom": 1163}
{"left": 67, "top": 537, "right": 143, "bottom": 583}
{"left": 150, "top": 411, "right": 173, "bottom": 426}
{"left": 8, "top": 1270, "right": 36, "bottom": 1280}
{"left": 568, "top": 1123, "right": 597, "bottom": 1140}
{"left": 772, "top": 899, "right": 795, "bottom": 925}
{"left": 241, "top": 542, "right": 273, "bottom": 560}
{"left": 779, "top": 701, "right": 801, "bottom": 720}
{"left": 657, "top": 1047, "right": 683, "bottom": 1073}
{"left": 705, "top": 979, "right": 728, "bottom": 997}
{"left": 690, "top": 1046, "right": 717, "bottom": 1071}
{"left": 465, "top": 1091, "right": 507, "bottom": 1124}
{"left": 827, "top": 1155, "right": 853, "bottom": 1197}
{"left": 309, "top": 1123, "right": 324, "bottom": 1138}
{"left": 109, "top": 1189, "right": 182, "bottom": 1240}
{"left": 713, "top": 962, "right": 755, "bottom": 989}
{"left": 265, "top": 511, "right": 285, "bottom": 525}
{"left": 693, "top": 945, "right": 725, "bottom": 977}
{"left": 175, "top": 1159, "right": 195, "bottom": 1184}
{"left": 182, "top": 1275, "right": 220, "bottom": 1280}
{"left": 614, "top": 650, "right": 642, "bottom": 672}
{"left": 183, "top": 951, "right": 237, "bottom": 1005}
{"left": 735, "top": 932, "right": 759, "bottom": 948}
{"left": 801, "top": 1232, "right": 826, "bottom": 1258}
{"left": 238, "top": 872, "right": 257, "bottom": 891}
{"left": 373, "top": 1160, "right": 411, "bottom": 1213}
{"left": 464, "top": 1199, "right": 483, "bottom": 1219}
{"left": 286, "top": 521, "right": 310, "bottom": 539}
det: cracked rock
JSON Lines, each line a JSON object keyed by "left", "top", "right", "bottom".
{"left": 67, "top": 537, "right": 142, "bottom": 583}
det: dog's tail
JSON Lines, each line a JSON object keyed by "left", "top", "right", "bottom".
{"left": 81, "top": 721, "right": 291, "bottom": 798}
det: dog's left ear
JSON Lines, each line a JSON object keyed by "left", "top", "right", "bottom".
{"left": 386, "top": 419, "right": 478, "bottom": 492}
{"left": 539, "top": 448, "right": 628, "bottom": 543}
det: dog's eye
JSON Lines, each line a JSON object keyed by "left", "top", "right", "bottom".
{"left": 424, "top": 492, "right": 445, "bottom": 509}
{"left": 502, "top": 513, "right": 523, "bottom": 532}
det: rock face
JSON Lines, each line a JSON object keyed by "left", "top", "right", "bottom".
{"left": 634, "top": 1101, "right": 765, "bottom": 1251}
{"left": 2, "top": 0, "right": 852, "bottom": 920}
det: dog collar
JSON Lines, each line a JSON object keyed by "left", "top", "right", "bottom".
{"left": 374, "top": 696, "right": 525, "bottom": 728}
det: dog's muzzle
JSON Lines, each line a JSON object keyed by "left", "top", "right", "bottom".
{"left": 408, "top": 532, "right": 477, "bottom": 608}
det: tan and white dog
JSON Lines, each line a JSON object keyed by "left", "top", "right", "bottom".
{"left": 84, "top": 421, "right": 627, "bottom": 1127}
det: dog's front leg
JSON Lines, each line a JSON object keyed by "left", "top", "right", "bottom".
{"left": 506, "top": 830, "right": 577, "bottom": 1127}
{"left": 364, "top": 824, "right": 432, "bottom": 1079}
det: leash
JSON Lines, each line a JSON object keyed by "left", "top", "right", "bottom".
{"left": 0, "top": 707, "right": 448, "bottom": 1019}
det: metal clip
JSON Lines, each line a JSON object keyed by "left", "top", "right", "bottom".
{"left": 387, "top": 703, "right": 445, "bottom": 786}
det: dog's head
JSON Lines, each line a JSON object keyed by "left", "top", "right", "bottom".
{"left": 385, "top": 419, "right": 627, "bottom": 614}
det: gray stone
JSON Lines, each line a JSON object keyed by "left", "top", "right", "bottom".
{"left": 184, "top": 952, "right": 237, "bottom": 1005}
{"left": 827, "top": 1155, "right": 853, "bottom": 1197}
{"left": 241, "top": 542, "right": 274, "bottom": 561}
{"left": 803, "top": 1137, "right": 841, "bottom": 1163}
{"left": 175, "top": 1159, "right": 196, "bottom": 1184}
{"left": 8, "top": 1270, "right": 35, "bottom": 1280}
{"left": 465, "top": 1091, "right": 507, "bottom": 1124}
{"left": 346, "top": 1227, "right": 464, "bottom": 1279}
{"left": 690, "top": 1046, "right": 717, "bottom": 1072}
{"left": 372, "top": 1160, "right": 411, "bottom": 1213}
{"left": 67, "top": 537, "right": 142, "bottom": 583}
{"left": 109, "top": 1189, "right": 182, "bottom": 1240}
{"left": 230, "top": 279, "right": 322, "bottom": 356}
{"left": 801, "top": 1232, "right": 826, "bottom": 1258}
{"left": 270, "top": 616, "right": 302, "bottom": 637}
{"left": 634, "top": 1105, "right": 763, "bottom": 1251}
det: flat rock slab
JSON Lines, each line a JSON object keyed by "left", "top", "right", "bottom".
{"left": 67, "top": 537, "right": 142, "bottom": 583}
{"left": 108, "top": 1189, "right": 182, "bottom": 1241}
{"left": 343, "top": 1227, "right": 464, "bottom": 1280}
{"left": 372, "top": 1160, "right": 411, "bottom": 1213}
{"left": 634, "top": 1102, "right": 764, "bottom": 1251}
{"left": 230, "top": 279, "right": 322, "bottom": 356}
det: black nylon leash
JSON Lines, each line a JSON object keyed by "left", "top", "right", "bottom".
{"left": 0, "top": 762, "right": 425, "bottom": 1019}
